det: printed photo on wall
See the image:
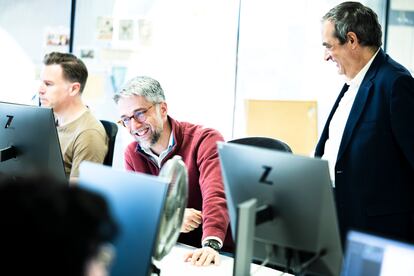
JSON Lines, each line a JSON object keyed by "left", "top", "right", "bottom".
{"left": 97, "top": 16, "right": 113, "bottom": 40}
{"left": 119, "top": 19, "right": 134, "bottom": 41}
{"left": 45, "top": 26, "right": 70, "bottom": 46}
{"left": 80, "top": 48, "right": 95, "bottom": 59}
{"left": 138, "top": 18, "right": 152, "bottom": 46}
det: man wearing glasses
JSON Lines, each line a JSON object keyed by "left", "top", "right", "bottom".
{"left": 113, "top": 76, "right": 233, "bottom": 266}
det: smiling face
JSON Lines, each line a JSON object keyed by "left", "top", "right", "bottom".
{"left": 117, "top": 95, "right": 168, "bottom": 149}
{"left": 322, "top": 20, "right": 354, "bottom": 79}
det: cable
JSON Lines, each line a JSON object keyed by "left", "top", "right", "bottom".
{"left": 251, "top": 256, "right": 269, "bottom": 275}
{"left": 297, "top": 249, "right": 326, "bottom": 275}
{"left": 252, "top": 244, "right": 277, "bottom": 275}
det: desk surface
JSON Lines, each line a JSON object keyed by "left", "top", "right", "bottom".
{"left": 156, "top": 243, "right": 288, "bottom": 276}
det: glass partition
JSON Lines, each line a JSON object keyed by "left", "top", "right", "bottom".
{"left": 386, "top": 0, "right": 414, "bottom": 74}
{"left": 73, "top": 0, "right": 239, "bottom": 140}
{"left": 233, "top": 0, "right": 387, "bottom": 155}
{"left": 0, "top": 0, "right": 71, "bottom": 104}
{"left": 72, "top": 0, "right": 240, "bottom": 168}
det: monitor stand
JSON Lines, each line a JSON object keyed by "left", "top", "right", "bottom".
{"left": 233, "top": 198, "right": 328, "bottom": 276}
{"left": 233, "top": 198, "right": 257, "bottom": 276}
{"left": 233, "top": 199, "right": 274, "bottom": 276}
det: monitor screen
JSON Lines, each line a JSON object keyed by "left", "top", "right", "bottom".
{"left": 218, "top": 142, "right": 342, "bottom": 276}
{"left": 0, "top": 101, "right": 66, "bottom": 182}
{"left": 342, "top": 230, "right": 414, "bottom": 276}
{"left": 78, "top": 162, "right": 168, "bottom": 276}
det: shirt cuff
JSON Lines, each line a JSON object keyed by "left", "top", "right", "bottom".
{"left": 202, "top": 236, "right": 223, "bottom": 248}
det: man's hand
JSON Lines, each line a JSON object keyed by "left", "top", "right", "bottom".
{"left": 183, "top": 246, "right": 221, "bottom": 266}
{"left": 181, "top": 208, "right": 202, "bottom": 233}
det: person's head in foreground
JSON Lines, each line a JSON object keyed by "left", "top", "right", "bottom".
{"left": 0, "top": 174, "right": 118, "bottom": 276}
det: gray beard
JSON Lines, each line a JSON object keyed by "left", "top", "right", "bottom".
{"left": 137, "top": 129, "right": 162, "bottom": 149}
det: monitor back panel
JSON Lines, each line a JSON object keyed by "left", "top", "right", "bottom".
{"left": 0, "top": 102, "right": 65, "bottom": 182}
{"left": 79, "top": 162, "right": 168, "bottom": 276}
{"left": 218, "top": 142, "right": 342, "bottom": 275}
{"left": 342, "top": 230, "right": 414, "bottom": 276}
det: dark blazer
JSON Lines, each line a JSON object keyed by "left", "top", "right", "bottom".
{"left": 315, "top": 49, "right": 414, "bottom": 245}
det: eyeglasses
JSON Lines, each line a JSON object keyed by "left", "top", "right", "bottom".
{"left": 118, "top": 105, "right": 154, "bottom": 127}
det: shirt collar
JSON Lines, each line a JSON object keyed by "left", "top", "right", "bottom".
{"left": 346, "top": 48, "right": 380, "bottom": 87}
{"left": 140, "top": 131, "right": 175, "bottom": 158}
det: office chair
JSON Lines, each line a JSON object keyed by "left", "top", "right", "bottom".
{"left": 100, "top": 120, "right": 118, "bottom": 166}
{"left": 228, "top": 136, "right": 292, "bottom": 153}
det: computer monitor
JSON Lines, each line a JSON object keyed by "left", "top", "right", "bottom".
{"left": 78, "top": 162, "right": 168, "bottom": 276}
{"left": 217, "top": 142, "right": 343, "bottom": 276}
{"left": 0, "top": 101, "right": 66, "bottom": 182}
{"left": 342, "top": 230, "right": 414, "bottom": 276}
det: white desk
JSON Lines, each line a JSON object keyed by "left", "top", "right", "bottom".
{"left": 156, "top": 243, "right": 288, "bottom": 276}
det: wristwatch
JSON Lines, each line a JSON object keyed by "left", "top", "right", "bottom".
{"left": 203, "top": 239, "right": 221, "bottom": 251}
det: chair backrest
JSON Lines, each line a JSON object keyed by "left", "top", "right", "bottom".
{"left": 228, "top": 136, "right": 292, "bottom": 153}
{"left": 100, "top": 120, "right": 118, "bottom": 166}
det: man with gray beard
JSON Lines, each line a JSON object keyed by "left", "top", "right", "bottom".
{"left": 113, "top": 76, "right": 233, "bottom": 266}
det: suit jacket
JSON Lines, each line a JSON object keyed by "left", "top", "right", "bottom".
{"left": 315, "top": 49, "right": 414, "bottom": 245}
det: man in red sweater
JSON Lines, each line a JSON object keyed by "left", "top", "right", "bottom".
{"left": 113, "top": 76, "right": 233, "bottom": 266}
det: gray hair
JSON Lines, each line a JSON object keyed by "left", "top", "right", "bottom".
{"left": 113, "top": 76, "right": 166, "bottom": 104}
{"left": 322, "top": 1, "right": 382, "bottom": 48}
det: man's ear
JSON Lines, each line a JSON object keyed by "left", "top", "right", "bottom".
{"left": 347, "top": 32, "right": 358, "bottom": 47}
{"left": 159, "top": 102, "right": 168, "bottom": 116}
{"left": 69, "top": 82, "right": 81, "bottom": 96}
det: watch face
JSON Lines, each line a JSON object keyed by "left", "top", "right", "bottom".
{"left": 204, "top": 240, "right": 221, "bottom": 251}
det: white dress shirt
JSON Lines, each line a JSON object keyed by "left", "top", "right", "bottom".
{"left": 323, "top": 49, "right": 380, "bottom": 186}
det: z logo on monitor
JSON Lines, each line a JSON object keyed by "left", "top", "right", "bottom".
{"left": 259, "top": 165, "right": 273, "bottom": 185}
{"left": 5, "top": 115, "right": 14, "bottom": 129}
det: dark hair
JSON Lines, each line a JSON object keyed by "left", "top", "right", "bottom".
{"left": 43, "top": 52, "right": 88, "bottom": 93}
{"left": 0, "top": 174, "right": 118, "bottom": 276}
{"left": 322, "top": 1, "right": 382, "bottom": 48}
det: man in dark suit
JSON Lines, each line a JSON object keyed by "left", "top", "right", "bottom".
{"left": 315, "top": 1, "right": 414, "bottom": 245}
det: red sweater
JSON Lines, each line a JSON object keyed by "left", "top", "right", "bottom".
{"left": 124, "top": 116, "right": 233, "bottom": 251}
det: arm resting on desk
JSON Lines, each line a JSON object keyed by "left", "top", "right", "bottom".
{"left": 184, "top": 245, "right": 221, "bottom": 266}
